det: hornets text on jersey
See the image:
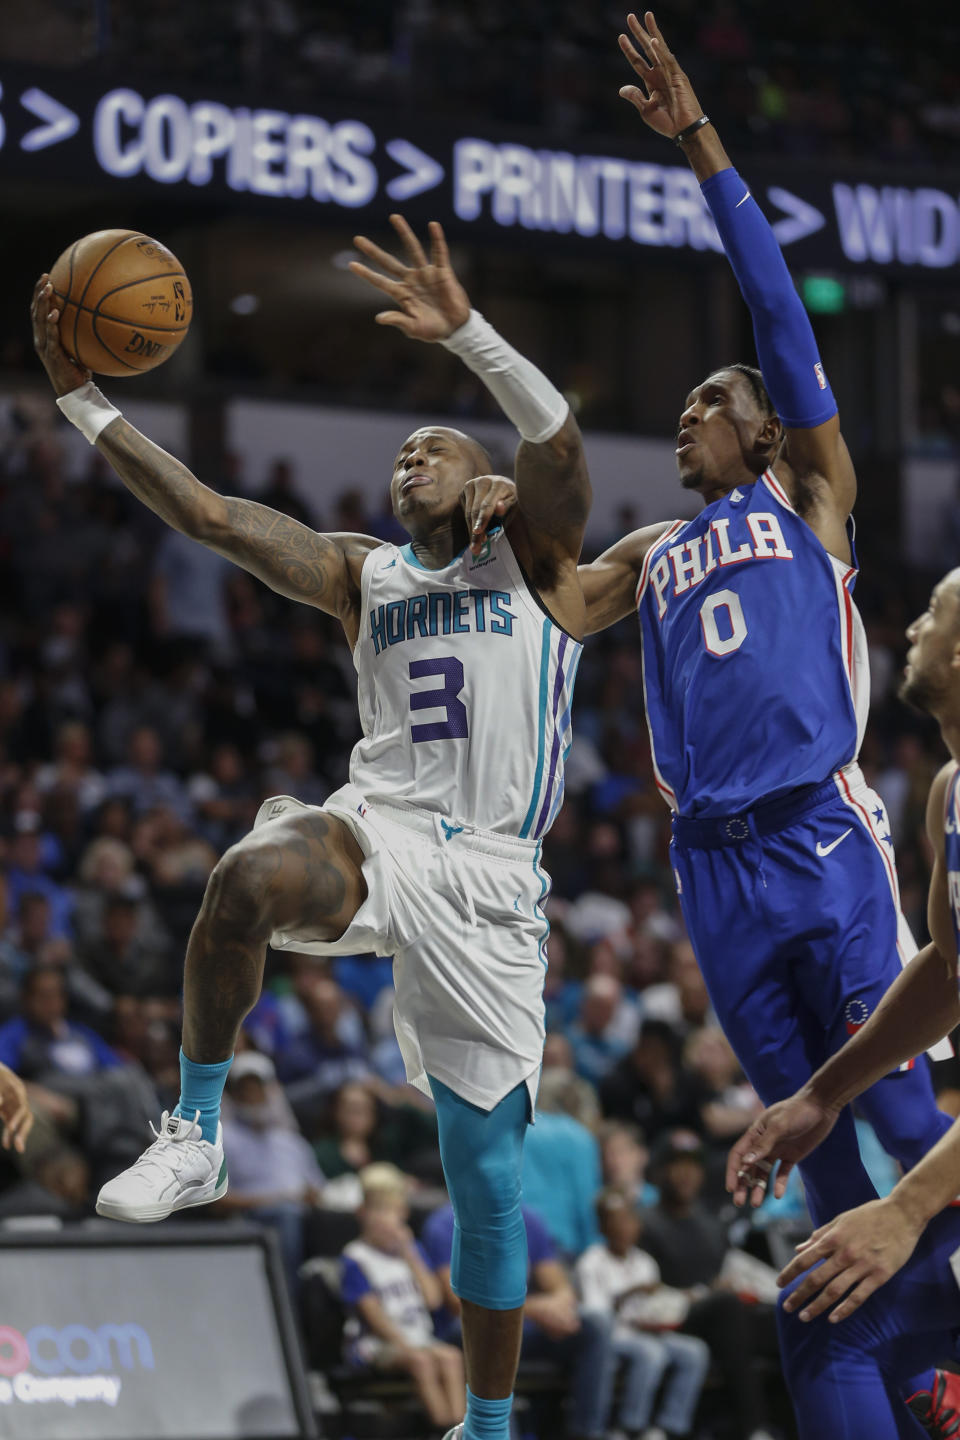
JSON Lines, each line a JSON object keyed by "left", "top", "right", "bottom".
{"left": 636, "top": 468, "right": 869, "bottom": 817}
{"left": 349, "top": 527, "right": 581, "bottom": 837}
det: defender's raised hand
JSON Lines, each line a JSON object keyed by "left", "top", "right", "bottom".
{"left": 350, "top": 216, "right": 471, "bottom": 341}
{"left": 31, "top": 274, "right": 91, "bottom": 396}
{"left": 618, "top": 11, "right": 705, "bottom": 139}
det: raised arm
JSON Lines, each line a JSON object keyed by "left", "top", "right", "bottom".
{"left": 350, "top": 216, "right": 589, "bottom": 635}
{"left": 619, "top": 13, "right": 854, "bottom": 546}
{"left": 32, "top": 278, "right": 376, "bottom": 644}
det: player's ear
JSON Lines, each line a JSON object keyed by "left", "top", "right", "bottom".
{"left": 758, "top": 414, "right": 783, "bottom": 455}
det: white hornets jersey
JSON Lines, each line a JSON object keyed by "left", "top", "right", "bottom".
{"left": 349, "top": 528, "right": 581, "bottom": 838}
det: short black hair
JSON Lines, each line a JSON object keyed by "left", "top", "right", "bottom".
{"left": 724, "top": 363, "right": 775, "bottom": 418}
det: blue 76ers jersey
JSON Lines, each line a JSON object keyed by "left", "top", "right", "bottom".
{"left": 637, "top": 469, "right": 868, "bottom": 817}
{"left": 945, "top": 766, "right": 960, "bottom": 961}
{"left": 349, "top": 527, "right": 581, "bottom": 837}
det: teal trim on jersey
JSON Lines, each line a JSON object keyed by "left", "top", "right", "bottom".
{"left": 519, "top": 619, "right": 553, "bottom": 838}
{"left": 533, "top": 840, "right": 550, "bottom": 969}
{"left": 400, "top": 542, "right": 429, "bottom": 571}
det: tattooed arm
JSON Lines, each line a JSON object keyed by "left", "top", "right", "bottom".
{"left": 30, "top": 275, "right": 379, "bottom": 644}
{"left": 96, "top": 419, "right": 378, "bottom": 636}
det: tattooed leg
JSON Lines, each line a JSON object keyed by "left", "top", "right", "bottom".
{"left": 181, "top": 811, "right": 367, "bottom": 1063}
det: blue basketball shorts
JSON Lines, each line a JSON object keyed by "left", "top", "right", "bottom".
{"left": 671, "top": 762, "right": 952, "bottom": 1227}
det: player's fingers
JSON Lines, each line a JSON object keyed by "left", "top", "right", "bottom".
{"left": 773, "top": 1157, "right": 796, "bottom": 1199}
{"left": 428, "top": 221, "right": 451, "bottom": 270}
{"left": 618, "top": 32, "right": 652, "bottom": 76}
{"left": 374, "top": 311, "right": 416, "bottom": 334}
{"left": 352, "top": 235, "right": 406, "bottom": 276}
{"left": 390, "top": 214, "right": 429, "bottom": 269}
{"left": 619, "top": 84, "right": 652, "bottom": 110}
{"left": 827, "top": 1273, "right": 883, "bottom": 1324}
{"left": 348, "top": 261, "right": 406, "bottom": 299}
{"left": 12, "top": 1107, "right": 34, "bottom": 1152}
{"left": 778, "top": 1239, "right": 831, "bottom": 1290}
{"left": 726, "top": 1130, "right": 760, "bottom": 1195}
{"left": 7, "top": 1100, "right": 31, "bottom": 1152}
{"left": 645, "top": 10, "right": 673, "bottom": 55}
{"left": 795, "top": 1265, "right": 868, "bottom": 1323}
{"left": 626, "top": 13, "right": 655, "bottom": 56}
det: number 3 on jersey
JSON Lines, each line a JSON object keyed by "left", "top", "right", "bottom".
{"left": 700, "top": 589, "right": 747, "bottom": 657}
{"left": 409, "top": 657, "right": 469, "bottom": 742}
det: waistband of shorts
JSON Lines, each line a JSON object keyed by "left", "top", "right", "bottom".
{"left": 336, "top": 784, "right": 542, "bottom": 862}
{"left": 672, "top": 764, "right": 860, "bottom": 849}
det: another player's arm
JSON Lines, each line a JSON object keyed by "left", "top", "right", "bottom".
{"left": 619, "top": 14, "right": 854, "bottom": 546}
{"left": 460, "top": 475, "right": 673, "bottom": 634}
{"left": 728, "top": 762, "right": 960, "bottom": 1206}
{"left": 31, "top": 276, "right": 375, "bottom": 637}
{"left": 581, "top": 524, "right": 677, "bottom": 633}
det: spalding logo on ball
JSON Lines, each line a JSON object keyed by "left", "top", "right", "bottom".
{"left": 49, "top": 229, "right": 193, "bottom": 378}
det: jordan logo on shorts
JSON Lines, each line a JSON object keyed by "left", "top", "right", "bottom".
{"left": 440, "top": 819, "right": 464, "bottom": 842}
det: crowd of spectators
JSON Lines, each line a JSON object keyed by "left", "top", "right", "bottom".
{"left": 0, "top": 388, "right": 958, "bottom": 1439}
{"left": 17, "top": 0, "right": 956, "bottom": 167}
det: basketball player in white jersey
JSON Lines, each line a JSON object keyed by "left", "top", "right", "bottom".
{"left": 31, "top": 217, "right": 590, "bottom": 1440}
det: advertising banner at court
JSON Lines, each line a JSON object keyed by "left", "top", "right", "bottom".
{"left": 1, "top": 68, "right": 958, "bottom": 274}
{"left": 0, "top": 1237, "right": 311, "bottom": 1439}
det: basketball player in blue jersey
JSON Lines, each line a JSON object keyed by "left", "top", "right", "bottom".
{"left": 31, "top": 217, "right": 590, "bottom": 1440}
{"left": 722, "top": 569, "right": 960, "bottom": 1438}
{"left": 468, "top": 10, "right": 953, "bottom": 1240}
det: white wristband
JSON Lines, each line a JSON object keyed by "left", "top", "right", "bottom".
{"left": 441, "top": 310, "right": 569, "bottom": 444}
{"left": 56, "top": 382, "right": 122, "bottom": 445}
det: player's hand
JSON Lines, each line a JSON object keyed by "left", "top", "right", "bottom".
{"left": 349, "top": 216, "right": 471, "bottom": 341}
{"left": 31, "top": 274, "right": 92, "bottom": 396}
{"left": 777, "top": 1196, "right": 922, "bottom": 1324}
{"left": 726, "top": 1089, "right": 840, "bottom": 1207}
{"left": 0, "top": 1062, "right": 33, "bottom": 1154}
{"left": 618, "top": 11, "right": 706, "bottom": 140}
{"left": 460, "top": 475, "right": 517, "bottom": 555}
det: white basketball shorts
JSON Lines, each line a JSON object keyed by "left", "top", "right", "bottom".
{"left": 253, "top": 783, "right": 550, "bottom": 1113}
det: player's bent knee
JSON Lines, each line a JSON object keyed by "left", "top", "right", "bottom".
{"left": 431, "top": 1078, "right": 529, "bottom": 1311}
{"left": 202, "top": 841, "right": 277, "bottom": 935}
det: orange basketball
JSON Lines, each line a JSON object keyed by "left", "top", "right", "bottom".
{"left": 49, "top": 229, "right": 193, "bottom": 378}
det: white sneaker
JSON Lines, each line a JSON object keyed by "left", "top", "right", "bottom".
{"left": 96, "top": 1111, "right": 227, "bottom": 1222}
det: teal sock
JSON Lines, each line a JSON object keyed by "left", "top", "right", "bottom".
{"left": 463, "top": 1387, "right": 512, "bottom": 1440}
{"left": 173, "top": 1049, "right": 233, "bottom": 1143}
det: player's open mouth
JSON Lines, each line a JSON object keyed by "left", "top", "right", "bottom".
{"left": 675, "top": 432, "right": 696, "bottom": 456}
{"left": 400, "top": 474, "right": 431, "bottom": 495}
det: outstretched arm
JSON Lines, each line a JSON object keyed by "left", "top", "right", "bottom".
{"left": 619, "top": 13, "right": 854, "bottom": 526}
{"left": 350, "top": 216, "right": 589, "bottom": 632}
{"left": 32, "top": 278, "right": 375, "bottom": 638}
{"left": 459, "top": 475, "right": 673, "bottom": 633}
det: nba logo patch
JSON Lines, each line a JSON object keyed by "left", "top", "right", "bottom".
{"left": 844, "top": 998, "right": 869, "bottom": 1034}
{"left": 814, "top": 362, "right": 827, "bottom": 391}
{"left": 356, "top": 803, "right": 368, "bottom": 819}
